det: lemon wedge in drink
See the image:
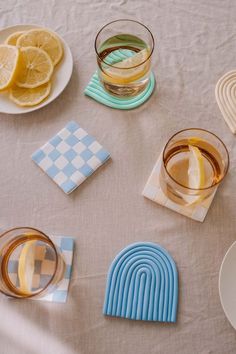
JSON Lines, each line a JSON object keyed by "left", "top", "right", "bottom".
{"left": 0, "top": 45, "right": 20, "bottom": 91}
{"left": 18, "top": 240, "right": 37, "bottom": 294}
{"left": 183, "top": 145, "right": 205, "bottom": 205}
{"left": 101, "top": 48, "right": 150, "bottom": 84}
{"left": 188, "top": 145, "right": 205, "bottom": 189}
{"left": 5, "top": 31, "right": 25, "bottom": 46}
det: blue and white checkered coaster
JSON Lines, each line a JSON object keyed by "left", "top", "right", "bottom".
{"left": 8, "top": 236, "right": 74, "bottom": 303}
{"left": 32, "top": 121, "right": 111, "bottom": 194}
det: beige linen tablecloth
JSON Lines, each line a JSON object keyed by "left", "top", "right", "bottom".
{"left": 1, "top": 0, "right": 236, "bottom": 353}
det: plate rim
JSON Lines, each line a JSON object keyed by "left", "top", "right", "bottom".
{"left": 219, "top": 240, "right": 236, "bottom": 330}
{"left": 0, "top": 24, "right": 73, "bottom": 115}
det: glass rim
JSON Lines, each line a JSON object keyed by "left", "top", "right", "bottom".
{"left": 94, "top": 19, "right": 155, "bottom": 69}
{"left": 162, "top": 128, "right": 230, "bottom": 191}
{"left": 0, "top": 226, "right": 59, "bottom": 299}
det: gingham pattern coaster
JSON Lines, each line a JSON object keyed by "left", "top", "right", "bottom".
{"left": 32, "top": 121, "right": 111, "bottom": 194}
{"left": 8, "top": 236, "right": 74, "bottom": 303}
{"left": 142, "top": 153, "right": 217, "bottom": 222}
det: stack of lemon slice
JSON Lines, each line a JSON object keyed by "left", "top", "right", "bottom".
{"left": 0, "top": 28, "right": 63, "bottom": 106}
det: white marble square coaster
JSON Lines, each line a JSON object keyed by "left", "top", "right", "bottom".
{"left": 142, "top": 154, "right": 217, "bottom": 222}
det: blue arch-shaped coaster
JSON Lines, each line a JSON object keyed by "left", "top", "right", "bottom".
{"left": 103, "top": 242, "right": 178, "bottom": 323}
{"left": 84, "top": 49, "right": 155, "bottom": 110}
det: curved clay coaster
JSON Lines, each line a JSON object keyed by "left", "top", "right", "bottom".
{"left": 84, "top": 49, "right": 155, "bottom": 110}
{"left": 215, "top": 70, "right": 236, "bottom": 134}
{"left": 103, "top": 242, "right": 178, "bottom": 322}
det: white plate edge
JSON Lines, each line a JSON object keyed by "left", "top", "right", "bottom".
{"left": 218, "top": 240, "right": 236, "bottom": 330}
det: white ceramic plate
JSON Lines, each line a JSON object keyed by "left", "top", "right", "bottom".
{"left": 219, "top": 241, "right": 236, "bottom": 329}
{"left": 0, "top": 24, "right": 73, "bottom": 114}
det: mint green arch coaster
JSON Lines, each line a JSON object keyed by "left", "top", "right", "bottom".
{"left": 84, "top": 49, "right": 155, "bottom": 110}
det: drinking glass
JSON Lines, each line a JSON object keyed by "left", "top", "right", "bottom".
{"left": 0, "top": 227, "right": 65, "bottom": 299}
{"left": 160, "top": 129, "right": 229, "bottom": 206}
{"left": 95, "top": 19, "right": 154, "bottom": 97}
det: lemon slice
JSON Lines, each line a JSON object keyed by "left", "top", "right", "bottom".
{"left": 188, "top": 145, "right": 205, "bottom": 189}
{"left": 17, "top": 29, "right": 63, "bottom": 66}
{"left": 18, "top": 240, "right": 37, "bottom": 294}
{"left": 0, "top": 45, "right": 19, "bottom": 91}
{"left": 9, "top": 82, "right": 51, "bottom": 106}
{"left": 16, "top": 46, "right": 53, "bottom": 88}
{"left": 5, "top": 31, "right": 25, "bottom": 46}
{"left": 101, "top": 48, "right": 150, "bottom": 84}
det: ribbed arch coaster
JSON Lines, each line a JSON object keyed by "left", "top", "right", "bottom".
{"left": 103, "top": 242, "right": 178, "bottom": 323}
{"left": 215, "top": 70, "right": 236, "bottom": 134}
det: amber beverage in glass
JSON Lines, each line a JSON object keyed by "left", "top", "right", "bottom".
{"left": 0, "top": 227, "right": 65, "bottom": 299}
{"left": 160, "top": 129, "right": 229, "bottom": 206}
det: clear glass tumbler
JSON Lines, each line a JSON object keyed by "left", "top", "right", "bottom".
{"left": 0, "top": 227, "right": 65, "bottom": 299}
{"left": 95, "top": 19, "right": 155, "bottom": 97}
{"left": 160, "top": 128, "right": 229, "bottom": 206}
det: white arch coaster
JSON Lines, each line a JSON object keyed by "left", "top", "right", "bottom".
{"left": 215, "top": 70, "right": 236, "bottom": 134}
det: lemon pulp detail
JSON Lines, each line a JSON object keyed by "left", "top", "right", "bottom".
{"left": 16, "top": 46, "right": 53, "bottom": 88}
{"left": 17, "top": 29, "right": 63, "bottom": 66}
{"left": 9, "top": 82, "right": 51, "bottom": 106}
{"left": 0, "top": 45, "right": 20, "bottom": 91}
